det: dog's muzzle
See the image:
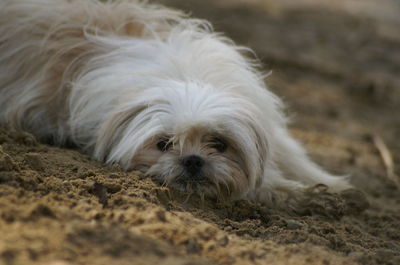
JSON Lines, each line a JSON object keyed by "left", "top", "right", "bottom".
{"left": 182, "top": 155, "right": 205, "bottom": 178}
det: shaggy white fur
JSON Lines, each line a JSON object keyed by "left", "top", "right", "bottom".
{"left": 0, "top": 0, "right": 351, "bottom": 206}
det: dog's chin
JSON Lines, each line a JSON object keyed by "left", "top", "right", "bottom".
{"left": 149, "top": 170, "right": 240, "bottom": 199}
{"left": 143, "top": 155, "right": 249, "bottom": 200}
{"left": 166, "top": 175, "right": 227, "bottom": 198}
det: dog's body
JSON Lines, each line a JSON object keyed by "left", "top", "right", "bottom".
{"left": 0, "top": 0, "right": 350, "bottom": 205}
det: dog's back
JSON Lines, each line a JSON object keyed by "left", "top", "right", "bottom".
{"left": 0, "top": 0, "right": 182, "bottom": 141}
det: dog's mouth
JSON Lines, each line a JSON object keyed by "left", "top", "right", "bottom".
{"left": 148, "top": 171, "right": 232, "bottom": 199}
{"left": 171, "top": 174, "right": 213, "bottom": 192}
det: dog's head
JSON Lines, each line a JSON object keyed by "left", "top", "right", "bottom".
{"left": 95, "top": 81, "right": 269, "bottom": 199}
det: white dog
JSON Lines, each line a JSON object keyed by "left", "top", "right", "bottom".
{"left": 0, "top": 0, "right": 350, "bottom": 206}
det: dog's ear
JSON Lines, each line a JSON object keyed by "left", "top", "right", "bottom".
{"left": 225, "top": 115, "right": 269, "bottom": 191}
{"left": 246, "top": 118, "right": 270, "bottom": 189}
{"left": 94, "top": 104, "right": 147, "bottom": 162}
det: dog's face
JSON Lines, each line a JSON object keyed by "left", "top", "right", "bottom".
{"left": 134, "top": 126, "right": 250, "bottom": 198}
{"left": 96, "top": 81, "right": 268, "bottom": 199}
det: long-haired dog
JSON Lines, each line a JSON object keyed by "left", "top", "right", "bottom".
{"left": 0, "top": 0, "right": 350, "bottom": 206}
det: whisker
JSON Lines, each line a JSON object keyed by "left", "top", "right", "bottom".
{"left": 220, "top": 178, "right": 231, "bottom": 197}
{"left": 161, "top": 178, "right": 169, "bottom": 187}
{"left": 215, "top": 181, "right": 221, "bottom": 195}
{"left": 183, "top": 190, "right": 193, "bottom": 204}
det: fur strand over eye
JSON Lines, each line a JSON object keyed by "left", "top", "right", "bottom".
{"left": 210, "top": 137, "right": 227, "bottom": 153}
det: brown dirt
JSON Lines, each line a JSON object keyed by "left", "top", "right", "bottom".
{"left": 1, "top": 1, "right": 399, "bottom": 265}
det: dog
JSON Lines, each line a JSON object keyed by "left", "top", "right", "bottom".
{"left": 0, "top": 0, "right": 351, "bottom": 206}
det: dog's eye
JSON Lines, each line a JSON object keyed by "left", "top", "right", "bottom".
{"left": 210, "top": 137, "right": 227, "bottom": 153}
{"left": 157, "top": 138, "right": 172, "bottom": 152}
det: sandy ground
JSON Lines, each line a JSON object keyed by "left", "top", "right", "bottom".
{"left": 1, "top": 1, "right": 400, "bottom": 265}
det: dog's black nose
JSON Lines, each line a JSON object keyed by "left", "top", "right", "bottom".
{"left": 182, "top": 155, "right": 205, "bottom": 175}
